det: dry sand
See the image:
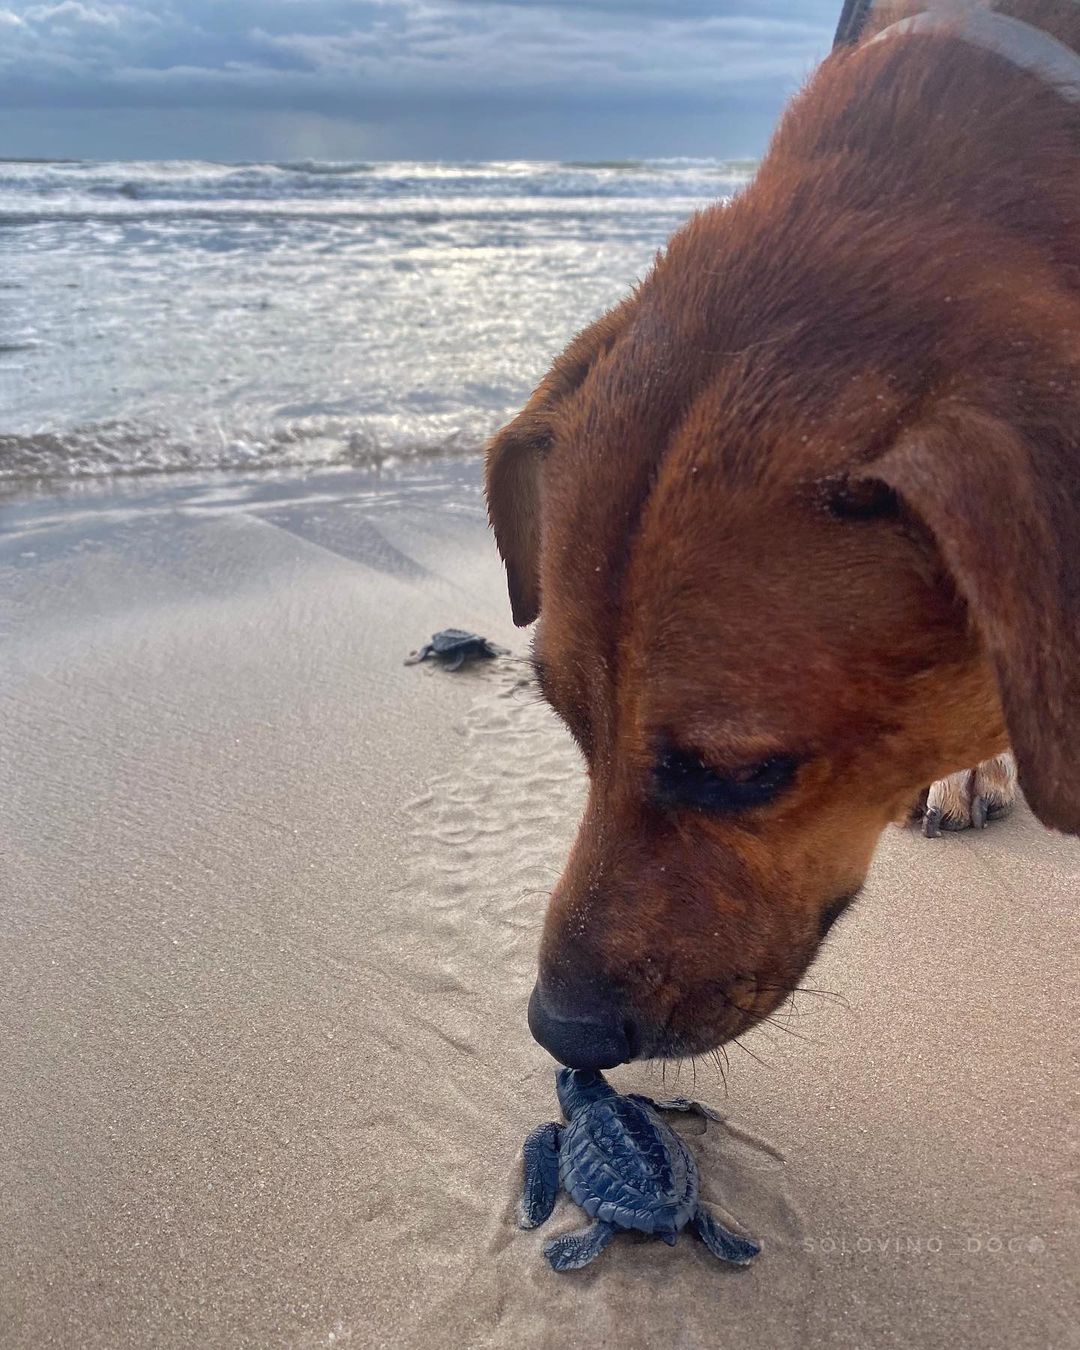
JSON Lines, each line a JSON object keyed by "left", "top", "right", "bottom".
{"left": 1, "top": 461, "right": 1077, "bottom": 1350}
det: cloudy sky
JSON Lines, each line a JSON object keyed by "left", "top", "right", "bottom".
{"left": 0, "top": 1, "right": 839, "bottom": 160}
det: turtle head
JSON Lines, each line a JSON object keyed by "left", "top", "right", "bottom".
{"left": 555, "top": 1067, "right": 617, "bottom": 1118}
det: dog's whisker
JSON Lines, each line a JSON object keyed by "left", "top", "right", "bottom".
{"left": 758, "top": 1016, "right": 821, "bottom": 1048}
{"left": 761, "top": 1013, "right": 818, "bottom": 1040}
{"left": 759, "top": 1005, "right": 823, "bottom": 1031}
{"left": 731, "top": 1036, "right": 771, "bottom": 1069}
{"left": 709, "top": 1048, "right": 728, "bottom": 1095}
{"left": 767, "top": 982, "right": 851, "bottom": 1009}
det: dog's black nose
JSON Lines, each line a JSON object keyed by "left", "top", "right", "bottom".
{"left": 527, "top": 979, "right": 638, "bottom": 1070}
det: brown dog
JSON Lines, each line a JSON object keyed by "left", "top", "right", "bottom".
{"left": 485, "top": 0, "right": 1080, "bottom": 1070}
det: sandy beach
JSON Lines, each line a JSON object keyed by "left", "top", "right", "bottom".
{"left": 1, "top": 459, "right": 1077, "bottom": 1350}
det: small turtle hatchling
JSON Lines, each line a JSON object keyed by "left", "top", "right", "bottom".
{"left": 404, "top": 628, "right": 507, "bottom": 671}
{"left": 520, "top": 1067, "right": 761, "bottom": 1272}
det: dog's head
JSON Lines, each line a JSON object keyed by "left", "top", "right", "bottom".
{"left": 486, "top": 56, "right": 1080, "bottom": 1070}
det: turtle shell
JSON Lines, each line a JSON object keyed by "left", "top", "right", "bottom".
{"left": 429, "top": 629, "right": 482, "bottom": 654}
{"left": 559, "top": 1097, "right": 699, "bottom": 1234}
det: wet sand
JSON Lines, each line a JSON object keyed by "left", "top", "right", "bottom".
{"left": 1, "top": 461, "right": 1077, "bottom": 1350}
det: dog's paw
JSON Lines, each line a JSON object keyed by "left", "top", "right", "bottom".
{"left": 921, "top": 754, "right": 1018, "bottom": 837}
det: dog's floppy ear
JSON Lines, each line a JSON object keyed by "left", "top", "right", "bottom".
{"left": 485, "top": 409, "right": 549, "bottom": 626}
{"left": 485, "top": 303, "right": 632, "bottom": 626}
{"left": 859, "top": 404, "right": 1080, "bottom": 833}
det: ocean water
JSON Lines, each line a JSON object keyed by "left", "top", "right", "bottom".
{"left": 0, "top": 158, "right": 753, "bottom": 483}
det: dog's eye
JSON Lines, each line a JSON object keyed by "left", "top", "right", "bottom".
{"left": 825, "top": 476, "right": 900, "bottom": 522}
{"left": 651, "top": 745, "right": 799, "bottom": 815}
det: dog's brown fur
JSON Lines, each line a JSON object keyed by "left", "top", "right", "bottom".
{"left": 486, "top": 2, "right": 1080, "bottom": 1060}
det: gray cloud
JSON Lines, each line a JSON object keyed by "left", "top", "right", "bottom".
{"left": 0, "top": 0, "right": 837, "bottom": 158}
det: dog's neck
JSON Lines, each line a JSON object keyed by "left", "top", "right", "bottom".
{"left": 867, "top": 1, "right": 1080, "bottom": 102}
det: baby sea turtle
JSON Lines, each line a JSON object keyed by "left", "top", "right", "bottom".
{"left": 520, "top": 1068, "right": 762, "bottom": 1272}
{"left": 404, "top": 628, "right": 507, "bottom": 671}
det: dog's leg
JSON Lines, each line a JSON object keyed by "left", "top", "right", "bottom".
{"left": 921, "top": 752, "right": 1018, "bottom": 836}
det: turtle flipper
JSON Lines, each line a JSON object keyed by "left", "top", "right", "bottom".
{"left": 544, "top": 1221, "right": 617, "bottom": 1272}
{"left": 628, "top": 1093, "right": 724, "bottom": 1123}
{"left": 661, "top": 1232, "right": 678, "bottom": 1247}
{"left": 519, "top": 1122, "right": 561, "bottom": 1229}
{"left": 692, "top": 1206, "right": 761, "bottom": 1266}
